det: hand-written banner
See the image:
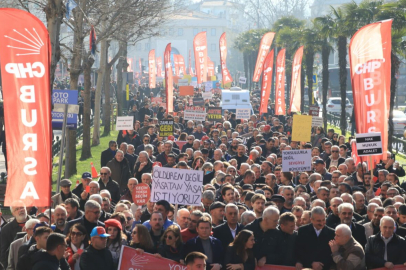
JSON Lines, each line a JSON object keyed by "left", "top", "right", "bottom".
{"left": 159, "top": 120, "right": 174, "bottom": 137}
{"left": 207, "top": 107, "right": 222, "bottom": 122}
{"left": 118, "top": 246, "right": 186, "bottom": 270}
{"left": 132, "top": 183, "right": 151, "bottom": 205}
{"left": 116, "top": 116, "right": 134, "bottom": 130}
{"left": 292, "top": 115, "right": 312, "bottom": 142}
{"left": 282, "top": 149, "right": 312, "bottom": 172}
{"left": 236, "top": 108, "right": 251, "bottom": 120}
{"left": 151, "top": 167, "right": 203, "bottom": 205}
{"left": 184, "top": 106, "right": 206, "bottom": 121}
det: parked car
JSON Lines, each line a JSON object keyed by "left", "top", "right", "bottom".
{"left": 319, "top": 97, "right": 353, "bottom": 117}
{"left": 393, "top": 110, "right": 406, "bottom": 136}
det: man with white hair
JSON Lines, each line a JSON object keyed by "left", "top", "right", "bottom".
{"left": 7, "top": 218, "right": 40, "bottom": 270}
{"left": 177, "top": 208, "right": 190, "bottom": 230}
{"left": 365, "top": 216, "right": 406, "bottom": 269}
{"left": 337, "top": 203, "right": 367, "bottom": 248}
{"left": 98, "top": 166, "right": 120, "bottom": 204}
{"left": 245, "top": 206, "right": 283, "bottom": 266}
{"left": 240, "top": 210, "right": 256, "bottom": 226}
{"left": 134, "top": 150, "right": 153, "bottom": 181}
{"left": 295, "top": 206, "right": 335, "bottom": 270}
{"left": 329, "top": 224, "right": 365, "bottom": 270}
{"left": 213, "top": 204, "right": 243, "bottom": 251}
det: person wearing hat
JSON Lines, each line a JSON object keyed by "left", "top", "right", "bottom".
{"left": 72, "top": 172, "right": 92, "bottom": 198}
{"left": 104, "top": 219, "right": 126, "bottom": 267}
{"left": 51, "top": 179, "right": 80, "bottom": 208}
{"left": 270, "top": 194, "right": 286, "bottom": 212}
{"left": 209, "top": 202, "right": 225, "bottom": 227}
{"left": 100, "top": 140, "right": 118, "bottom": 167}
{"left": 79, "top": 226, "right": 115, "bottom": 270}
{"left": 313, "top": 159, "right": 332, "bottom": 181}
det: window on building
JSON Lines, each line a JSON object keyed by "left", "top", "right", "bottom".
{"left": 211, "top": 28, "right": 216, "bottom": 36}
{"left": 202, "top": 28, "right": 207, "bottom": 33}
{"left": 193, "top": 28, "right": 198, "bottom": 35}
{"left": 178, "top": 28, "right": 183, "bottom": 36}
{"left": 211, "top": 43, "right": 216, "bottom": 51}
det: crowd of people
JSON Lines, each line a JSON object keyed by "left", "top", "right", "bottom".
{"left": 1, "top": 86, "right": 406, "bottom": 270}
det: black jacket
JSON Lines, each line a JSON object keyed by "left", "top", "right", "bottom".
{"left": 79, "top": 245, "right": 115, "bottom": 270}
{"left": 325, "top": 157, "right": 345, "bottom": 169}
{"left": 212, "top": 222, "right": 244, "bottom": 251}
{"left": 224, "top": 245, "right": 255, "bottom": 270}
{"left": 295, "top": 224, "right": 335, "bottom": 270}
{"left": 326, "top": 213, "right": 341, "bottom": 229}
{"left": 98, "top": 178, "right": 121, "bottom": 204}
{"left": 365, "top": 233, "right": 406, "bottom": 269}
{"left": 101, "top": 148, "right": 116, "bottom": 167}
{"left": 183, "top": 236, "right": 223, "bottom": 266}
{"left": 231, "top": 155, "right": 248, "bottom": 169}
{"left": 63, "top": 216, "right": 104, "bottom": 238}
{"left": 32, "top": 251, "right": 70, "bottom": 270}
{"left": 280, "top": 230, "right": 297, "bottom": 266}
{"left": 158, "top": 244, "right": 184, "bottom": 263}
{"left": 133, "top": 159, "right": 153, "bottom": 181}
{"left": 244, "top": 218, "right": 283, "bottom": 264}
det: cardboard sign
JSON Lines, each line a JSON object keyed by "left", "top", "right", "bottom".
{"left": 179, "top": 85, "right": 194, "bottom": 96}
{"left": 236, "top": 108, "right": 251, "bottom": 120}
{"left": 356, "top": 132, "right": 383, "bottom": 156}
{"left": 116, "top": 116, "right": 134, "bottom": 130}
{"left": 309, "top": 105, "right": 320, "bottom": 116}
{"left": 184, "top": 106, "right": 206, "bottom": 121}
{"left": 178, "top": 79, "right": 189, "bottom": 86}
{"left": 291, "top": 114, "right": 312, "bottom": 142}
{"left": 159, "top": 120, "right": 174, "bottom": 137}
{"left": 118, "top": 246, "right": 186, "bottom": 270}
{"left": 202, "top": 92, "right": 212, "bottom": 100}
{"left": 204, "top": 81, "right": 213, "bottom": 92}
{"left": 207, "top": 107, "right": 222, "bottom": 122}
{"left": 282, "top": 149, "right": 312, "bottom": 172}
{"left": 193, "top": 97, "right": 204, "bottom": 107}
{"left": 132, "top": 183, "right": 151, "bottom": 205}
{"left": 151, "top": 167, "right": 203, "bottom": 205}
{"left": 239, "top": 77, "right": 247, "bottom": 84}
{"left": 311, "top": 116, "right": 323, "bottom": 127}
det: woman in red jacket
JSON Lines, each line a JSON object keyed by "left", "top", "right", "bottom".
{"left": 66, "top": 224, "right": 89, "bottom": 270}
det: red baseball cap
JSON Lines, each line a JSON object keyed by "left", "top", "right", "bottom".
{"left": 153, "top": 162, "right": 162, "bottom": 167}
{"left": 168, "top": 135, "right": 175, "bottom": 141}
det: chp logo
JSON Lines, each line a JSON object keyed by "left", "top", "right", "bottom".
{"left": 5, "top": 28, "right": 44, "bottom": 56}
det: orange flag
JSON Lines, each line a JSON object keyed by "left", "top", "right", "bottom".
{"left": 219, "top": 32, "right": 233, "bottom": 84}
{"left": 207, "top": 57, "right": 214, "bottom": 77}
{"left": 349, "top": 20, "right": 392, "bottom": 162}
{"left": 275, "top": 49, "right": 286, "bottom": 115}
{"left": 0, "top": 8, "right": 52, "bottom": 207}
{"left": 164, "top": 43, "right": 173, "bottom": 113}
{"left": 173, "top": 54, "right": 180, "bottom": 76}
{"left": 289, "top": 46, "right": 304, "bottom": 113}
{"left": 178, "top": 55, "right": 186, "bottom": 75}
{"left": 193, "top": 31, "right": 208, "bottom": 84}
{"left": 260, "top": 50, "right": 274, "bottom": 115}
{"left": 156, "top": 57, "right": 162, "bottom": 77}
{"left": 253, "top": 32, "right": 275, "bottom": 82}
{"left": 148, "top": 49, "right": 156, "bottom": 88}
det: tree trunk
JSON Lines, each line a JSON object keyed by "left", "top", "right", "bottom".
{"left": 300, "top": 65, "right": 305, "bottom": 112}
{"left": 116, "top": 41, "right": 128, "bottom": 117}
{"left": 103, "top": 67, "right": 112, "bottom": 136}
{"left": 80, "top": 54, "right": 94, "bottom": 160}
{"left": 338, "top": 36, "right": 347, "bottom": 135}
{"left": 305, "top": 49, "right": 314, "bottom": 107}
{"left": 45, "top": 0, "right": 64, "bottom": 93}
{"left": 92, "top": 39, "right": 108, "bottom": 146}
{"left": 322, "top": 43, "right": 330, "bottom": 131}
{"left": 388, "top": 52, "right": 400, "bottom": 152}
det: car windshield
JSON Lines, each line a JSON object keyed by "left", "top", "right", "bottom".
{"left": 330, "top": 99, "right": 350, "bottom": 105}
{"left": 393, "top": 111, "right": 406, "bottom": 118}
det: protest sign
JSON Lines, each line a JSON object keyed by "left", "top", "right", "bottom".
{"left": 205, "top": 81, "right": 213, "bottom": 92}
{"left": 175, "top": 141, "right": 187, "bottom": 150}
{"left": 282, "top": 150, "right": 312, "bottom": 172}
{"left": 118, "top": 246, "right": 186, "bottom": 270}
{"left": 116, "top": 116, "right": 134, "bottom": 130}
{"left": 308, "top": 105, "right": 320, "bottom": 116}
{"left": 207, "top": 107, "right": 222, "bottom": 122}
{"left": 190, "top": 81, "right": 198, "bottom": 87}
{"left": 236, "top": 108, "right": 251, "bottom": 120}
{"left": 356, "top": 132, "right": 383, "bottom": 156}
{"left": 291, "top": 115, "right": 312, "bottom": 142}
{"left": 311, "top": 116, "right": 323, "bottom": 127}
{"left": 202, "top": 92, "right": 212, "bottom": 100}
{"left": 239, "top": 77, "right": 247, "bottom": 84}
{"left": 193, "top": 97, "right": 204, "bottom": 107}
{"left": 179, "top": 86, "right": 194, "bottom": 96}
{"left": 151, "top": 167, "right": 203, "bottom": 205}
{"left": 159, "top": 120, "right": 174, "bottom": 137}
{"left": 178, "top": 79, "right": 189, "bottom": 86}
{"left": 132, "top": 183, "right": 151, "bottom": 205}
{"left": 184, "top": 106, "right": 206, "bottom": 121}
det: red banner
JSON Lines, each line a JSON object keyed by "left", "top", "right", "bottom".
{"left": 275, "top": 48, "right": 286, "bottom": 115}
{"left": 118, "top": 246, "right": 185, "bottom": 270}
{"left": 219, "top": 32, "right": 232, "bottom": 85}
{"left": 0, "top": 8, "right": 52, "bottom": 207}
{"left": 207, "top": 57, "right": 214, "bottom": 77}
{"left": 260, "top": 50, "right": 274, "bottom": 115}
{"left": 148, "top": 50, "right": 156, "bottom": 88}
{"left": 173, "top": 54, "right": 180, "bottom": 76}
{"left": 193, "top": 31, "right": 208, "bottom": 84}
{"left": 253, "top": 32, "right": 275, "bottom": 82}
{"left": 290, "top": 46, "right": 304, "bottom": 113}
{"left": 351, "top": 139, "right": 361, "bottom": 165}
{"left": 178, "top": 55, "right": 186, "bottom": 75}
{"left": 164, "top": 43, "right": 173, "bottom": 113}
{"left": 349, "top": 20, "right": 392, "bottom": 162}
{"left": 156, "top": 57, "right": 162, "bottom": 77}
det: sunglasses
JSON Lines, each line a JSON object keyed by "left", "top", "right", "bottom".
{"left": 126, "top": 217, "right": 133, "bottom": 221}
{"left": 71, "top": 231, "right": 84, "bottom": 237}
{"left": 144, "top": 140, "right": 150, "bottom": 142}
{"left": 100, "top": 173, "right": 108, "bottom": 175}
{"left": 132, "top": 231, "right": 137, "bottom": 235}
{"left": 165, "top": 235, "right": 173, "bottom": 240}
{"left": 331, "top": 151, "right": 339, "bottom": 153}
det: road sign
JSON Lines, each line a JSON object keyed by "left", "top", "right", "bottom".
{"left": 355, "top": 132, "right": 382, "bottom": 156}
{"left": 312, "top": 74, "right": 317, "bottom": 84}
{"left": 52, "top": 89, "right": 78, "bottom": 130}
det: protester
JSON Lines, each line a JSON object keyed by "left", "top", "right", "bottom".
{"left": 31, "top": 233, "right": 69, "bottom": 270}
{"left": 65, "top": 224, "right": 89, "bottom": 270}
{"left": 129, "top": 224, "right": 156, "bottom": 253}
{"left": 224, "top": 229, "right": 256, "bottom": 270}
{"left": 158, "top": 225, "right": 184, "bottom": 263}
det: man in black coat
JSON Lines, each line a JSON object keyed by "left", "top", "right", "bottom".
{"left": 100, "top": 140, "right": 117, "bottom": 167}
{"left": 212, "top": 204, "right": 244, "bottom": 251}
{"left": 279, "top": 212, "right": 298, "bottom": 266}
{"left": 335, "top": 203, "right": 367, "bottom": 249}
{"left": 98, "top": 167, "right": 121, "bottom": 204}
{"left": 295, "top": 206, "right": 335, "bottom": 270}
{"left": 31, "top": 233, "right": 70, "bottom": 270}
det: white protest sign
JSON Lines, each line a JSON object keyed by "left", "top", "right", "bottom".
{"left": 311, "top": 116, "right": 323, "bottom": 127}
{"left": 190, "top": 81, "right": 198, "bottom": 87}
{"left": 151, "top": 167, "right": 203, "bottom": 205}
{"left": 236, "top": 108, "right": 251, "bottom": 120}
{"left": 178, "top": 79, "right": 189, "bottom": 86}
{"left": 282, "top": 149, "right": 312, "bottom": 172}
{"left": 202, "top": 92, "right": 212, "bottom": 100}
{"left": 116, "top": 116, "right": 134, "bottom": 130}
{"left": 239, "top": 77, "right": 247, "bottom": 84}
{"left": 184, "top": 106, "right": 206, "bottom": 121}
{"left": 204, "top": 81, "right": 213, "bottom": 92}
{"left": 355, "top": 132, "right": 382, "bottom": 156}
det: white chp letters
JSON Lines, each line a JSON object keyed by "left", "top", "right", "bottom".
{"left": 5, "top": 62, "right": 44, "bottom": 200}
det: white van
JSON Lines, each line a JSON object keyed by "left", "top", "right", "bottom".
{"left": 220, "top": 87, "right": 253, "bottom": 114}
